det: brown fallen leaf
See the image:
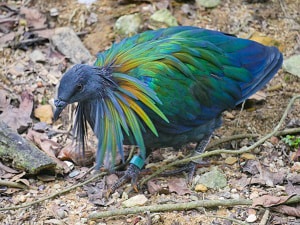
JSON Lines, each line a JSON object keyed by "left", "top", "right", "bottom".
{"left": 26, "top": 129, "right": 70, "bottom": 173}
{"left": 285, "top": 182, "right": 300, "bottom": 196}
{"left": 57, "top": 142, "right": 95, "bottom": 166}
{"left": 291, "top": 148, "right": 300, "bottom": 162}
{"left": 168, "top": 178, "right": 191, "bottom": 195}
{"left": 243, "top": 160, "right": 286, "bottom": 186}
{"left": 27, "top": 129, "right": 60, "bottom": 157}
{"left": 248, "top": 90, "right": 267, "bottom": 102}
{"left": 252, "top": 194, "right": 294, "bottom": 208}
{"left": 20, "top": 7, "right": 47, "bottom": 30}
{"left": 34, "top": 104, "right": 53, "bottom": 124}
{"left": 147, "top": 179, "right": 163, "bottom": 194}
{"left": 0, "top": 90, "right": 33, "bottom": 133}
{"left": 273, "top": 205, "right": 300, "bottom": 217}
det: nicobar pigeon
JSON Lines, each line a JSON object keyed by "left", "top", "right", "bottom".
{"left": 54, "top": 26, "right": 283, "bottom": 192}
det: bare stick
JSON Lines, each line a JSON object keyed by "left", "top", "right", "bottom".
{"left": 88, "top": 195, "right": 300, "bottom": 220}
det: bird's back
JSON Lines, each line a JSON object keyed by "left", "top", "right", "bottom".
{"left": 95, "top": 27, "right": 282, "bottom": 140}
{"left": 95, "top": 27, "right": 282, "bottom": 151}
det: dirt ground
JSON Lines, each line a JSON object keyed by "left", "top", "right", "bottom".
{"left": 0, "top": 0, "right": 300, "bottom": 224}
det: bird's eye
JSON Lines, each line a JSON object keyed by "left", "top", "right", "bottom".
{"left": 76, "top": 84, "right": 83, "bottom": 91}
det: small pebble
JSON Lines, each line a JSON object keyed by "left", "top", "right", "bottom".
{"left": 69, "top": 170, "right": 80, "bottom": 178}
{"left": 231, "top": 193, "right": 240, "bottom": 199}
{"left": 50, "top": 8, "right": 59, "bottom": 17}
{"left": 53, "top": 184, "right": 61, "bottom": 189}
{"left": 56, "top": 209, "right": 67, "bottom": 219}
{"left": 122, "top": 194, "right": 148, "bottom": 208}
{"left": 246, "top": 214, "right": 257, "bottom": 223}
{"left": 194, "top": 184, "right": 208, "bottom": 192}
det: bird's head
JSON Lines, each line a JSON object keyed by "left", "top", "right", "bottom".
{"left": 53, "top": 64, "right": 113, "bottom": 121}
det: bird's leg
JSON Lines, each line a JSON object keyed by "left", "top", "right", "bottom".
{"left": 109, "top": 155, "right": 145, "bottom": 193}
{"left": 161, "top": 134, "right": 212, "bottom": 183}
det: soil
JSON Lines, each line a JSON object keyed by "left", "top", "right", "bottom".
{"left": 0, "top": 0, "right": 300, "bottom": 224}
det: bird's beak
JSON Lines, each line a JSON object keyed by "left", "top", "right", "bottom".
{"left": 53, "top": 99, "right": 68, "bottom": 121}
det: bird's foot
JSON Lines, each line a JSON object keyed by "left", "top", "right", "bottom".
{"left": 107, "top": 155, "right": 145, "bottom": 195}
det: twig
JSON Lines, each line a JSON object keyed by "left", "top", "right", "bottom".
{"left": 259, "top": 209, "right": 270, "bottom": 225}
{"left": 88, "top": 195, "right": 300, "bottom": 220}
{"left": 140, "top": 95, "right": 300, "bottom": 186}
{"left": 207, "top": 133, "right": 259, "bottom": 150}
{"left": 207, "top": 127, "right": 300, "bottom": 150}
{"left": 0, "top": 172, "right": 106, "bottom": 211}
{"left": 275, "top": 127, "right": 300, "bottom": 136}
{"left": 89, "top": 198, "right": 252, "bottom": 219}
{"left": 0, "top": 180, "right": 28, "bottom": 189}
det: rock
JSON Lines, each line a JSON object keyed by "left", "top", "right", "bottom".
{"left": 122, "top": 194, "right": 148, "bottom": 208}
{"left": 149, "top": 9, "right": 178, "bottom": 29}
{"left": 34, "top": 104, "right": 53, "bottom": 124}
{"left": 56, "top": 209, "right": 68, "bottom": 219}
{"left": 194, "top": 184, "right": 208, "bottom": 192}
{"left": 283, "top": 54, "right": 300, "bottom": 78}
{"left": 114, "top": 14, "right": 142, "bottom": 37}
{"left": 51, "top": 27, "right": 92, "bottom": 64}
{"left": 50, "top": 8, "right": 59, "bottom": 17}
{"left": 246, "top": 214, "right": 257, "bottom": 223}
{"left": 196, "top": 0, "right": 221, "bottom": 8}
{"left": 30, "top": 49, "right": 46, "bottom": 62}
{"left": 69, "top": 170, "right": 80, "bottom": 178}
{"left": 195, "top": 167, "right": 227, "bottom": 189}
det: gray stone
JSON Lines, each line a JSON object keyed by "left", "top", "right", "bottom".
{"left": 195, "top": 167, "right": 227, "bottom": 189}
{"left": 149, "top": 9, "right": 178, "bottom": 29}
{"left": 283, "top": 54, "right": 300, "bottom": 78}
{"left": 51, "top": 27, "right": 92, "bottom": 64}
{"left": 114, "top": 13, "right": 142, "bottom": 37}
{"left": 29, "top": 49, "right": 46, "bottom": 62}
{"left": 196, "top": 0, "right": 221, "bottom": 8}
{"left": 122, "top": 194, "right": 148, "bottom": 208}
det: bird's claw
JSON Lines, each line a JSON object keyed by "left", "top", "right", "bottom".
{"left": 108, "top": 163, "right": 141, "bottom": 195}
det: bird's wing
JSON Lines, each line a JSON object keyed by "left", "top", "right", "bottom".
{"left": 91, "top": 27, "right": 282, "bottom": 167}
{"left": 95, "top": 27, "right": 282, "bottom": 134}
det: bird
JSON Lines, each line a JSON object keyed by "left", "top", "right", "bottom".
{"left": 54, "top": 26, "right": 283, "bottom": 192}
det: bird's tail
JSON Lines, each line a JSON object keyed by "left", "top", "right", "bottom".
{"left": 234, "top": 43, "right": 283, "bottom": 105}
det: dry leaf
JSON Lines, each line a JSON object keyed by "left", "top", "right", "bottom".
{"left": 26, "top": 129, "right": 70, "bottom": 173}
{"left": 34, "top": 104, "right": 53, "bottom": 124}
{"left": 224, "top": 156, "right": 238, "bottom": 165}
{"left": 57, "top": 142, "right": 95, "bottom": 166}
{"left": 168, "top": 178, "right": 191, "bottom": 195}
{"left": 252, "top": 194, "right": 294, "bottom": 207}
{"left": 0, "top": 91, "right": 33, "bottom": 133}
{"left": 147, "top": 180, "right": 163, "bottom": 194}
{"left": 273, "top": 205, "right": 300, "bottom": 217}
{"left": 241, "top": 153, "right": 256, "bottom": 160}
{"left": 248, "top": 91, "right": 266, "bottom": 101}
{"left": 285, "top": 182, "right": 300, "bottom": 196}
{"left": 20, "top": 7, "right": 47, "bottom": 29}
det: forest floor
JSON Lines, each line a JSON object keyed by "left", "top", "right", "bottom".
{"left": 0, "top": 0, "right": 300, "bottom": 224}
